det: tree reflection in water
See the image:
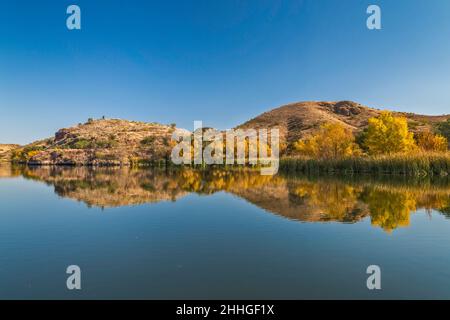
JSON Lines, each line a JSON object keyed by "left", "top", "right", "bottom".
{"left": 6, "top": 165, "right": 450, "bottom": 232}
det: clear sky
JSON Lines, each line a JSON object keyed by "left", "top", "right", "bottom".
{"left": 1, "top": 0, "right": 450, "bottom": 144}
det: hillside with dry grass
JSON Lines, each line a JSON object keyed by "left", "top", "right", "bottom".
{"left": 0, "top": 144, "right": 21, "bottom": 162}
{"left": 237, "top": 101, "right": 449, "bottom": 148}
{"left": 11, "top": 119, "right": 187, "bottom": 166}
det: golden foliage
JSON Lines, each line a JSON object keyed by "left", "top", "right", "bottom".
{"left": 293, "top": 123, "right": 361, "bottom": 159}
{"left": 293, "top": 182, "right": 362, "bottom": 220}
{"left": 362, "top": 190, "right": 415, "bottom": 232}
{"left": 363, "top": 111, "right": 416, "bottom": 155}
{"left": 415, "top": 131, "right": 448, "bottom": 152}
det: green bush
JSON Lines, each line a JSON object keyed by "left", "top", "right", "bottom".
{"left": 94, "top": 152, "right": 118, "bottom": 161}
{"left": 69, "top": 137, "right": 118, "bottom": 149}
{"left": 71, "top": 139, "right": 92, "bottom": 149}
{"left": 96, "top": 139, "right": 118, "bottom": 149}
{"left": 437, "top": 119, "right": 450, "bottom": 146}
{"left": 141, "top": 136, "right": 156, "bottom": 146}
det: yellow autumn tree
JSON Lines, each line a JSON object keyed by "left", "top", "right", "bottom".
{"left": 294, "top": 122, "right": 361, "bottom": 159}
{"left": 363, "top": 189, "right": 415, "bottom": 232}
{"left": 363, "top": 111, "right": 416, "bottom": 155}
{"left": 415, "top": 131, "right": 448, "bottom": 152}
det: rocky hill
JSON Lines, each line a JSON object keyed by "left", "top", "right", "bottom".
{"left": 237, "top": 100, "right": 449, "bottom": 148}
{"left": 11, "top": 119, "right": 187, "bottom": 166}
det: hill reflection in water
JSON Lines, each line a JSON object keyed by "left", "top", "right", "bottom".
{"left": 6, "top": 165, "right": 450, "bottom": 232}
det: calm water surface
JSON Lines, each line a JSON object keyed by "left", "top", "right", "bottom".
{"left": 0, "top": 165, "right": 450, "bottom": 299}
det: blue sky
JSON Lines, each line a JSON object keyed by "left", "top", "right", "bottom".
{"left": 1, "top": 0, "right": 450, "bottom": 144}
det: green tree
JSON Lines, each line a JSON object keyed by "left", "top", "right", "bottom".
{"left": 437, "top": 119, "right": 450, "bottom": 147}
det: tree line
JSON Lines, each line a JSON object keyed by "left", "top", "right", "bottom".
{"left": 293, "top": 111, "right": 449, "bottom": 159}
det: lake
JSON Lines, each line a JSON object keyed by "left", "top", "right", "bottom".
{"left": 0, "top": 165, "right": 450, "bottom": 299}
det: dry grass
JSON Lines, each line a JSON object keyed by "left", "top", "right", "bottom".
{"left": 280, "top": 152, "right": 450, "bottom": 176}
{"left": 237, "top": 100, "right": 449, "bottom": 147}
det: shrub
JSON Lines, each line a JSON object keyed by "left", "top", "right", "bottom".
{"left": 71, "top": 139, "right": 92, "bottom": 149}
{"left": 141, "top": 136, "right": 156, "bottom": 146}
{"left": 415, "top": 131, "right": 448, "bottom": 152}
{"left": 437, "top": 119, "right": 450, "bottom": 146}
{"left": 11, "top": 145, "right": 45, "bottom": 162}
{"left": 96, "top": 139, "right": 118, "bottom": 149}
{"left": 163, "top": 137, "right": 171, "bottom": 146}
{"left": 94, "top": 152, "right": 118, "bottom": 161}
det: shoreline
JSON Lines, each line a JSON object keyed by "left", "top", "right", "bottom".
{"left": 4, "top": 152, "right": 450, "bottom": 177}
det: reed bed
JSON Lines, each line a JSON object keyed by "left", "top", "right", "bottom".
{"left": 279, "top": 152, "right": 450, "bottom": 176}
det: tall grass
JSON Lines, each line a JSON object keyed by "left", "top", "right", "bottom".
{"left": 279, "top": 152, "right": 450, "bottom": 176}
